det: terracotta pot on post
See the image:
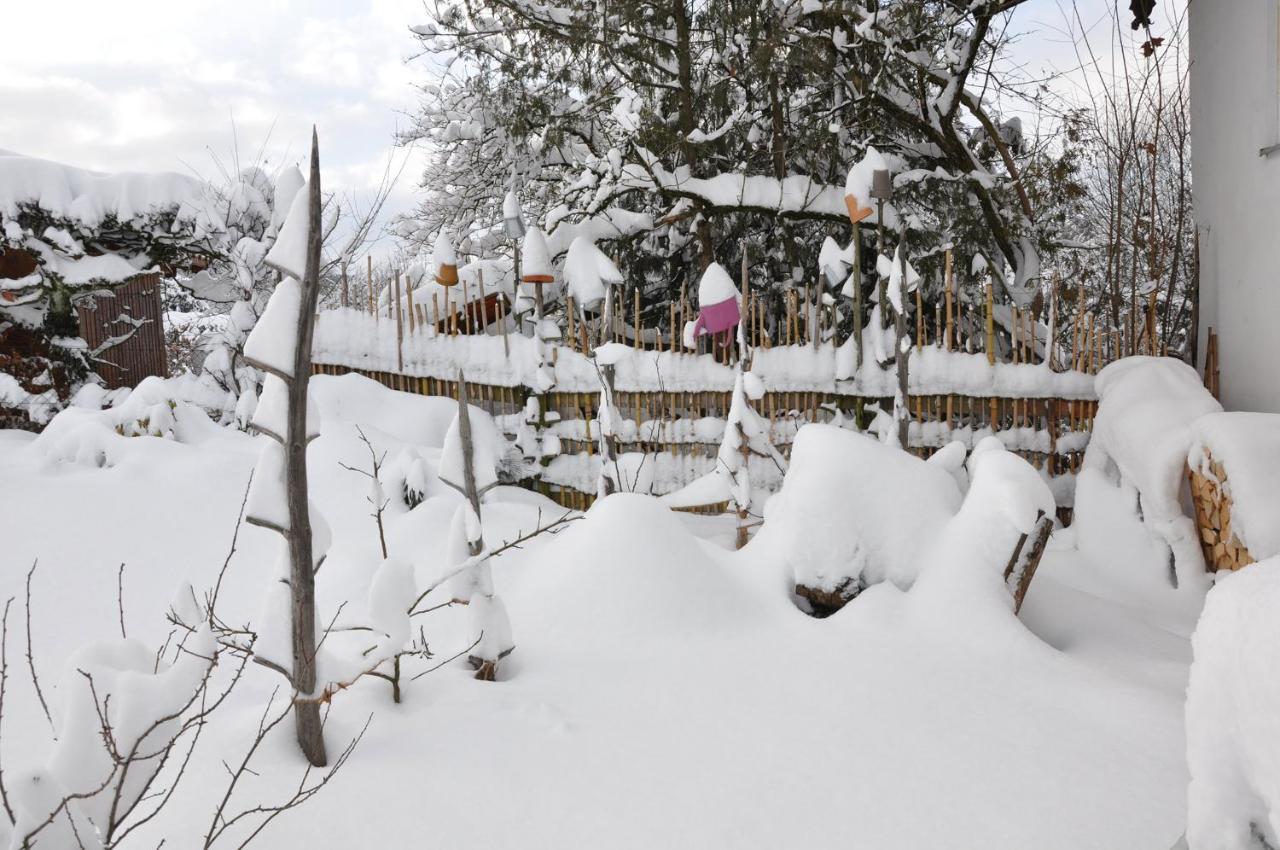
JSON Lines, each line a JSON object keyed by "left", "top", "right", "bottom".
{"left": 434, "top": 231, "right": 459, "bottom": 287}
{"left": 521, "top": 226, "right": 554, "bottom": 321}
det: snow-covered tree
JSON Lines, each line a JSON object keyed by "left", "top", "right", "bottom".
{"left": 240, "top": 131, "right": 329, "bottom": 767}
{"left": 187, "top": 164, "right": 305, "bottom": 422}
{"left": 403, "top": 0, "right": 1055, "bottom": 343}
{"left": 438, "top": 373, "right": 514, "bottom": 680}
{"left": 663, "top": 258, "right": 784, "bottom": 542}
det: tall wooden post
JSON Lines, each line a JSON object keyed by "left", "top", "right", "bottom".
{"left": 944, "top": 248, "right": 953, "bottom": 352}
{"left": 985, "top": 277, "right": 996, "bottom": 366}
{"left": 394, "top": 270, "right": 404, "bottom": 373}
{"left": 289, "top": 128, "right": 327, "bottom": 767}
{"left": 852, "top": 221, "right": 864, "bottom": 369}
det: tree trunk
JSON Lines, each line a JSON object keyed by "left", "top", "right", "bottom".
{"left": 289, "top": 129, "right": 327, "bottom": 768}
{"left": 456, "top": 372, "right": 485, "bottom": 557}
{"left": 671, "top": 0, "right": 714, "bottom": 271}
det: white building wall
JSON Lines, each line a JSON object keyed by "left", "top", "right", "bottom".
{"left": 1191, "top": 0, "right": 1280, "bottom": 412}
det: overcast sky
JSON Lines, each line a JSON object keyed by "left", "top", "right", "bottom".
{"left": 1, "top": 0, "right": 1151, "bottom": 258}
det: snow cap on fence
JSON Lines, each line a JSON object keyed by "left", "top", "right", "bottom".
{"left": 521, "top": 226, "right": 553, "bottom": 283}
{"left": 433, "top": 231, "right": 459, "bottom": 286}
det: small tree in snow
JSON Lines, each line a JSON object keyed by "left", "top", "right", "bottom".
{"left": 438, "top": 373, "right": 514, "bottom": 681}
{"left": 663, "top": 256, "right": 785, "bottom": 546}
{"left": 884, "top": 240, "right": 921, "bottom": 450}
{"left": 239, "top": 129, "right": 329, "bottom": 767}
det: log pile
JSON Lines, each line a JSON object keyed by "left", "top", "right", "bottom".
{"left": 1189, "top": 454, "right": 1255, "bottom": 572}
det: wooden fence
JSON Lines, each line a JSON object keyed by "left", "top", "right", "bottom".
{"left": 313, "top": 361, "right": 1098, "bottom": 514}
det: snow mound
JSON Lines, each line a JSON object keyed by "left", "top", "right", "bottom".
{"left": 519, "top": 494, "right": 764, "bottom": 643}
{"left": 310, "top": 372, "right": 479, "bottom": 449}
{"left": 31, "top": 376, "right": 222, "bottom": 466}
{"left": 1186, "top": 557, "right": 1280, "bottom": 850}
{"left": 755, "top": 424, "right": 963, "bottom": 597}
{"left": 1075, "top": 357, "right": 1220, "bottom": 592}
{"left": 911, "top": 439, "right": 1056, "bottom": 636}
{"left": 1189, "top": 413, "right": 1280, "bottom": 561}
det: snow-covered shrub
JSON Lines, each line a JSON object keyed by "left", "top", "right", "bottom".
{"left": 1074, "top": 357, "right": 1220, "bottom": 594}
{"left": 438, "top": 382, "right": 516, "bottom": 679}
{"left": 31, "top": 375, "right": 223, "bottom": 466}
{"left": 1185, "top": 557, "right": 1280, "bottom": 850}
{"left": 754, "top": 424, "right": 963, "bottom": 605}
{"left": 910, "top": 437, "right": 1056, "bottom": 622}
{"left": 6, "top": 626, "right": 217, "bottom": 849}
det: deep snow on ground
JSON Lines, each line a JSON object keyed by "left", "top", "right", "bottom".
{"left": 0, "top": 376, "right": 1199, "bottom": 849}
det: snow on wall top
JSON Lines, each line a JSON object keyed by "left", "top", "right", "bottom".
{"left": 0, "top": 151, "right": 206, "bottom": 231}
{"left": 1190, "top": 412, "right": 1280, "bottom": 560}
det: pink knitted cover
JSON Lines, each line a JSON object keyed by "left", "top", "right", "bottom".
{"left": 692, "top": 296, "right": 740, "bottom": 338}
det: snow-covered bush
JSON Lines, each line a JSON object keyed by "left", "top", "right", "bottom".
{"left": 1074, "top": 357, "right": 1219, "bottom": 595}
{"left": 1185, "top": 557, "right": 1280, "bottom": 850}
{"left": 31, "top": 376, "right": 224, "bottom": 467}
{"left": 755, "top": 424, "right": 963, "bottom": 606}
{"left": 438, "top": 377, "right": 515, "bottom": 679}
{"left": 0, "top": 152, "right": 218, "bottom": 416}
{"left": 911, "top": 437, "right": 1056, "bottom": 622}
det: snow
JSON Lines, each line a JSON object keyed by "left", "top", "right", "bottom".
{"left": 250, "top": 374, "right": 320, "bottom": 442}
{"left": 842, "top": 145, "right": 897, "bottom": 226}
{"left": 1189, "top": 412, "right": 1280, "bottom": 560}
{"left": 30, "top": 376, "right": 226, "bottom": 466}
{"left": 1076, "top": 357, "right": 1221, "bottom": 592}
{"left": 438, "top": 396, "right": 505, "bottom": 494}
{"left": 312, "top": 309, "right": 1098, "bottom": 399}
{"left": 43, "top": 626, "right": 216, "bottom": 838}
{"left": 562, "top": 236, "right": 622, "bottom": 308}
{"left": 502, "top": 190, "right": 521, "bottom": 223}
{"left": 818, "top": 235, "right": 849, "bottom": 287}
{"left": 262, "top": 188, "right": 310, "bottom": 280}
{"left": 432, "top": 230, "right": 457, "bottom": 276}
{"left": 271, "top": 166, "right": 305, "bottom": 231}
{"left": 520, "top": 226, "right": 553, "bottom": 281}
{"left": 367, "top": 557, "right": 417, "bottom": 660}
{"left": 246, "top": 438, "right": 290, "bottom": 531}
{"left": 1185, "top": 557, "right": 1280, "bottom": 849}
{"left": 0, "top": 151, "right": 206, "bottom": 232}
{"left": 696, "top": 261, "right": 739, "bottom": 305}
{"left": 242, "top": 276, "right": 302, "bottom": 378}
{"left": 754, "top": 425, "right": 963, "bottom": 597}
{"left": 0, "top": 365, "right": 1208, "bottom": 850}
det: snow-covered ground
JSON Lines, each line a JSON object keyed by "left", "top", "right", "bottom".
{"left": 0, "top": 374, "right": 1201, "bottom": 849}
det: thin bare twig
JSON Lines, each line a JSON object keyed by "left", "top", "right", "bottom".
{"left": 24, "top": 560, "right": 52, "bottom": 729}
